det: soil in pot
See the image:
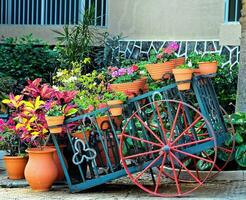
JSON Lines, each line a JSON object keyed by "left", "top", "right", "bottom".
{"left": 4, "top": 156, "right": 28, "bottom": 180}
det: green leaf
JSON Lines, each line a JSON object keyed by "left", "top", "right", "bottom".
{"left": 235, "top": 132, "right": 244, "bottom": 144}
{"left": 235, "top": 144, "right": 246, "bottom": 167}
{"left": 196, "top": 159, "right": 213, "bottom": 171}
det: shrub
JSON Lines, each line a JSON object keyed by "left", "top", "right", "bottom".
{"left": 0, "top": 34, "right": 59, "bottom": 92}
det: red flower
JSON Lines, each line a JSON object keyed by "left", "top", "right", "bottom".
{"left": 131, "top": 65, "right": 139, "bottom": 72}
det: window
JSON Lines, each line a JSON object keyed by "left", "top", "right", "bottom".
{"left": 0, "top": 0, "right": 107, "bottom": 26}
{"left": 225, "top": 0, "right": 242, "bottom": 22}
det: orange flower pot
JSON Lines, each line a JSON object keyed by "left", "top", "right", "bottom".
{"left": 46, "top": 145, "right": 68, "bottom": 181}
{"left": 193, "top": 68, "right": 201, "bottom": 76}
{"left": 96, "top": 116, "right": 110, "bottom": 130}
{"left": 171, "top": 57, "right": 185, "bottom": 68}
{"left": 107, "top": 100, "right": 123, "bottom": 116}
{"left": 198, "top": 61, "right": 218, "bottom": 75}
{"left": 45, "top": 116, "right": 65, "bottom": 134}
{"left": 110, "top": 81, "right": 140, "bottom": 96}
{"left": 172, "top": 68, "right": 193, "bottom": 91}
{"left": 146, "top": 61, "right": 175, "bottom": 80}
{"left": 24, "top": 148, "right": 58, "bottom": 191}
{"left": 4, "top": 156, "right": 28, "bottom": 180}
{"left": 72, "top": 130, "right": 91, "bottom": 141}
{"left": 134, "top": 77, "right": 147, "bottom": 92}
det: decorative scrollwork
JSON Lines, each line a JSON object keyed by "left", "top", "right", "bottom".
{"left": 72, "top": 139, "right": 97, "bottom": 165}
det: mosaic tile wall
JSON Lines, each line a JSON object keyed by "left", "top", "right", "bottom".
{"left": 119, "top": 40, "right": 240, "bottom": 67}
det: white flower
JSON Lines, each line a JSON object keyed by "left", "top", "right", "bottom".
{"left": 52, "top": 85, "right": 59, "bottom": 91}
{"left": 188, "top": 61, "right": 193, "bottom": 68}
{"left": 56, "top": 71, "right": 63, "bottom": 77}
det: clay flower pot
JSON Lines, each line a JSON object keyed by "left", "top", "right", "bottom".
{"left": 4, "top": 156, "right": 28, "bottom": 180}
{"left": 110, "top": 82, "right": 140, "bottom": 96}
{"left": 171, "top": 57, "right": 185, "bottom": 68}
{"left": 46, "top": 145, "right": 68, "bottom": 181}
{"left": 172, "top": 68, "right": 193, "bottom": 91}
{"left": 45, "top": 115, "right": 65, "bottom": 134}
{"left": 107, "top": 100, "right": 123, "bottom": 116}
{"left": 24, "top": 148, "right": 58, "bottom": 191}
{"left": 146, "top": 61, "right": 175, "bottom": 80}
{"left": 134, "top": 77, "right": 147, "bottom": 92}
{"left": 96, "top": 116, "right": 110, "bottom": 130}
{"left": 198, "top": 61, "right": 218, "bottom": 75}
{"left": 72, "top": 130, "right": 91, "bottom": 141}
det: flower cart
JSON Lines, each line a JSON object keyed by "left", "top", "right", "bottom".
{"left": 49, "top": 74, "right": 234, "bottom": 197}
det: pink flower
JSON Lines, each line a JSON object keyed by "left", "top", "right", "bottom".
{"left": 111, "top": 71, "right": 119, "bottom": 78}
{"left": 156, "top": 53, "right": 163, "bottom": 59}
{"left": 168, "top": 42, "right": 179, "bottom": 51}
{"left": 164, "top": 47, "right": 174, "bottom": 55}
{"left": 127, "top": 68, "right": 134, "bottom": 75}
{"left": 88, "top": 105, "right": 94, "bottom": 112}
{"left": 118, "top": 68, "right": 127, "bottom": 76}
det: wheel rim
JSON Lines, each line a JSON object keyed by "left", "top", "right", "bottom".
{"left": 119, "top": 100, "right": 217, "bottom": 197}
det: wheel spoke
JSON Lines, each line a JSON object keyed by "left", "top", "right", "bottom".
{"left": 134, "top": 153, "right": 163, "bottom": 181}
{"left": 134, "top": 114, "right": 164, "bottom": 145}
{"left": 169, "top": 103, "right": 182, "bottom": 144}
{"left": 171, "top": 116, "right": 202, "bottom": 145}
{"left": 122, "top": 133, "right": 163, "bottom": 147}
{"left": 169, "top": 153, "right": 181, "bottom": 195}
{"left": 202, "top": 151, "right": 221, "bottom": 171}
{"left": 172, "top": 137, "right": 214, "bottom": 149}
{"left": 154, "top": 102, "right": 168, "bottom": 144}
{"left": 172, "top": 148, "right": 215, "bottom": 164}
{"left": 154, "top": 153, "right": 167, "bottom": 193}
{"left": 123, "top": 149, "right": 162, "bottom": 160}
{"left": 218, "top": 146, "right": 233, "bottom": 153}
{"left": 170, "top": 152, "right": 202, "bottom": 184}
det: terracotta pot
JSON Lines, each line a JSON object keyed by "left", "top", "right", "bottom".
{"left": 172, "top": 68, "right": 193, "bottom": 91}
{"left": 146, "top": 61, "right": 175, "bottom": 80}
{"left": 95, "top": 136, "right": 120, "bottom": 167}
{"left": 193, "top": 68, "right": 201, "bottom": 76}
{"left": 3, "top": 156, "right": 28, "bottom": 180}
{"left": 171, "top": 57, "right": 185, "bottom": 68}
{"left": 45, "top": 115, "right": 65, "bottom": 134}
{"left": 24, "top": 148, "right": 58, "bottom": 191}
{"left": 110, "top": 81, "right": 140, "bottom": 96}
{"left": 107, "top": 100, "right": 123, "bottom": 116}
{"left": 96, "top": 116, "right": 110, "bottom": 130}
{"left": 46, "top": 145, "right": 68, "bottom": 181}
{"left": 198, "top": 61, "right": 218, "bottom": 75}
{"left": 134, "top": 77, "right": 147, "bottom": 91}
{"left": 72, "top": 130, "right": 91, "bottom": 141}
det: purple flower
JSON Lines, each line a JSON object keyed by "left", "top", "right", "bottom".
{"left": 112, "top": 71, "right": 119, "bottom": 78}
{"left": 118, "top": 68, "right": 127, "bottom": 76}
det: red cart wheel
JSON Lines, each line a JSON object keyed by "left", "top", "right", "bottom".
{"left": 119, "top": 100, "right": 217, "bottom": 197}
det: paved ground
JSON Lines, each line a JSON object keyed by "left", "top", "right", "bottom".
{"left": 0, "top": 180, "right": 245, "bottom": 200}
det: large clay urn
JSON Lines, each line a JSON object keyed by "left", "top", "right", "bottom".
{"left": 24, "top": 148, "right": 58, "bottom": 191}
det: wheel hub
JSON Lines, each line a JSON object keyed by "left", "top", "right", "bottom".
{"left": 163, "top": 145, "right": 170, "bottom": 153}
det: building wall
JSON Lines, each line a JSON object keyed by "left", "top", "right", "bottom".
{"left": 108, "top": 0, "right": 224, "bottom": 40}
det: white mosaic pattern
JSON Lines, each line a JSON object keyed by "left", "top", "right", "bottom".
{"left": 119, "top": 40, "right": 240, "bottom": 67}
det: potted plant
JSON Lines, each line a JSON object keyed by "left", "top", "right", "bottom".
{"left": 0, "top": 118, "right": 28, "bottom": 180}
{"left": 103, "top": 91, "right": 127, "bottom": 116}
{"left": 198, "top": 53, "right": 223, "bottom": 75}
{"left": 146, "top": 42, "right": 181, "bottom": 80}
{"left": 172, "top": 64, "right": 194, "bottom": 91}
{"left": 107, "top": 65, "right": 141, "bottom": 97}
{"left": 187, "top": 52, "right": 224, "bottom": 75}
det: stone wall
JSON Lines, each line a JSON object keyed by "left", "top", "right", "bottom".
{"left": 119, "top": 40, "right": 240, "bottom": 67}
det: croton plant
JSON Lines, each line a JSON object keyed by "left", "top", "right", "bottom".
{"left": 1, "top": 78, "right": 78, "bottom": 147}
